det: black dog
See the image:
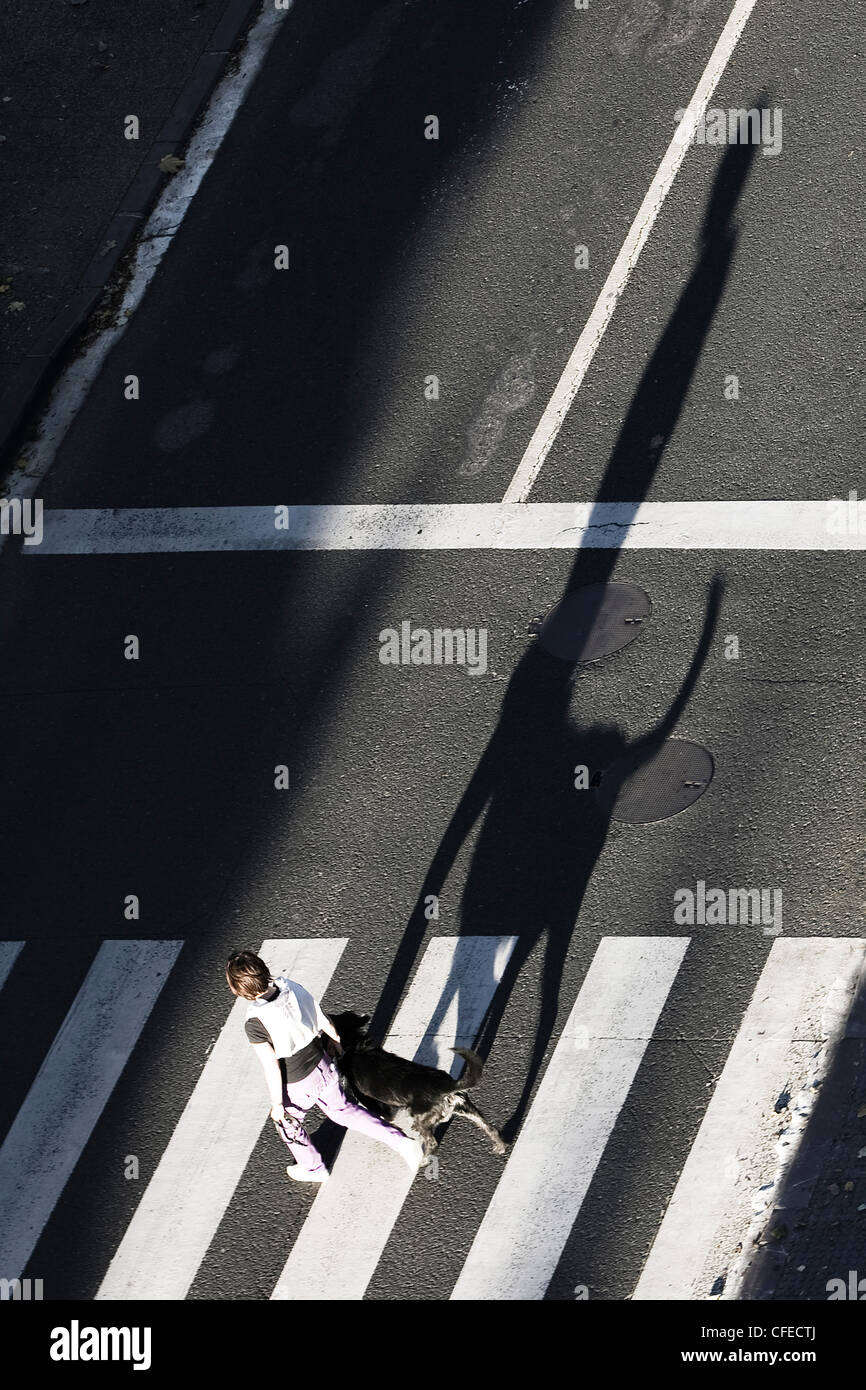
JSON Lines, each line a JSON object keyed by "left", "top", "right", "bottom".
{"left": 326, "top": 1011, "right": 507, "bottom": 1161}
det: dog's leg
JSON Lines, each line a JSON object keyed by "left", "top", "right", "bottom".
{"left": 452, "top": 1097, "right": 508, "bottom": 1155}
{"left": 414, "top": 1115, "right": 439, "bottom": 1159}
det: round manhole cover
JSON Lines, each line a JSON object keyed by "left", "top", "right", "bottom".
{"left": 594, "top": 738, "right": 714, "bottom": 823}
{"left": 533, "top": 582, "right": 651, "bottom": 663}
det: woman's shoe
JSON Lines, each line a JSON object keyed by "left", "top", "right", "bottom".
{"left": 286, "top": 1165, "right": 328, "bottom": 1182}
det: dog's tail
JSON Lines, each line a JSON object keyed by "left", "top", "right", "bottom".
{"left": 451, "top": 1047, "right": 484, "bottom": 1092}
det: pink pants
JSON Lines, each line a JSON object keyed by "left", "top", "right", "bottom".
{"left": 275, "top": 1054, "right": 412, "bottom": 1174}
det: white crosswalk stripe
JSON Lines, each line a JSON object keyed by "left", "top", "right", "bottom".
{"left": 451, "top": 936, "right": 689, "bottom": 1300}
{"left": 271, "top": 934, "right": 518, "bottom": 1301}
{"left": 0, "top": 939, "right": 182, "bottom": 1285}
{"left": 632, "top": 937, "right": 866, "bottom": 1300}
{"left": 96, "top": 937, "right": 347, "bottom": 1300}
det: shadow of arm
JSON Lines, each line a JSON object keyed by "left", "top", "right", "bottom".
{"left": 635, "top": 573, "right": 724, "bottom": 753}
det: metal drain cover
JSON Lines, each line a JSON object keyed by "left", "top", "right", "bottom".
{"left": 533, "top": 582, "right": 651, "bottom": 663}
{"left": 594, "top": 738, "right": 714, "bottom": 823}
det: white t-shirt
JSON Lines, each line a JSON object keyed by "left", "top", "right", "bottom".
{"left": 244, "top": 976, "right": 331, "bottom": 1058}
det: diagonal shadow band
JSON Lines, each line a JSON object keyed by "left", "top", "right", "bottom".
{"left": 368, "top": 134, "right": 760, "bottom": 1146}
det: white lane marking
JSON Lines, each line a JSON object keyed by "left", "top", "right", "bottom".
{"left": 633, "top": 937, "right": 866, "bottom": 1301}
{"left": 27, "top": 501, "right": 865, "bottom": 552}
{"left": 502, "top": 0, "right": 761, "bottom": 502}
{"left": 0, "top": 940, "right": 183, "bottom": 1284}
{"left": 0, "top": 1, "right": 295, "bottom": 516}
{"left": 450, "top": 936, "right": 689, "bottom": 1301}
{"left": 0, "top": 941, "right": 24, "bottom": 992}
{"left": 272, "top": 935, "right": 518, "bottom": 1301}
{"left": 96, "top": 938, "right": 346, "bottom": 1300}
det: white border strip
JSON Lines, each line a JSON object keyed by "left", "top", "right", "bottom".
{"left": 1, "top": 1, "right": 293, "bottom": 508}
{"left": 27, "top": 502, "right": 866, "bottom": 552}
{"left": 502, "top": 0, "right": 761, "bottom": 502}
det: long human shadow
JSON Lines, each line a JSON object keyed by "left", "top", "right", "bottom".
{"left": 370, "top": 135, "right": 758, "bottom": 1141}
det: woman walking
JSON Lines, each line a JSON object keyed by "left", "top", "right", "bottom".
{"left": 226, "top": 950, "right": 422, "bottom": 1182}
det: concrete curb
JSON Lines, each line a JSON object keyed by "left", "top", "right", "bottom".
{"left": 0, "top": 0, "right": 262, "bottom": 474}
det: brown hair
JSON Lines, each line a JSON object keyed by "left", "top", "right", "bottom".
{"left": 225, "top": 951, "right": 271, "bottom": 1000}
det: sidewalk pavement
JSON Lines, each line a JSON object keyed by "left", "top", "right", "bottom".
{"left": 0, "top": 0, "right": 261, "bottom": 470}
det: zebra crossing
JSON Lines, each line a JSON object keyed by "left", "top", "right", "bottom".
{"left": 1, "top": 933, "right": 864, "bottom": 1300}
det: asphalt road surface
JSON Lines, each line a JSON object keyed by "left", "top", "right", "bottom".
{"left": 0, "top": 0, "right": 863, "bottom": 1303}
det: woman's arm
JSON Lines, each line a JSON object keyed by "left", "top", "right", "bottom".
{"left": 251, "top": 1041, "right": 285, "bottom": 1113}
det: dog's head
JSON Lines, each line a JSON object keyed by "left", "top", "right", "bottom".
{"left": 327, "top": 1010, "right": 371, "bottom": 1050}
